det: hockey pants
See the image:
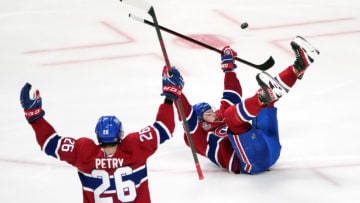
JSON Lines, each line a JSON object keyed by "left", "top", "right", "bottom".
{"left": 227, "top": 107, "right": 281, "bottom": 174}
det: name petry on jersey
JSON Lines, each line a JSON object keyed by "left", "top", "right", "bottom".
{"left": 29, "top": 103, "right": 174, "bottom": 203}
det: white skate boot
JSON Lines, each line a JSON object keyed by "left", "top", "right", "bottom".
{"left": 256, "top": 72, "right": 289, "bottom": 105}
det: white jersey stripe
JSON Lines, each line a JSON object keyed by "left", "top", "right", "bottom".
{"left": 276, "top": 75, "right": 291, "bottom": 91}
{"left": 236, "top": 104, "right": 251, "bottom": 122}
{"left": 234, "top": 135, "right": 252, "bottom": 173}
{"left": 228, "top": 151, "right": 235, "bottom": 173}
{"left": 242, "top": 101, "right": 256, "bottom": 118}
{"left": 54, "top": 137, "right": 62, "bottom": 159}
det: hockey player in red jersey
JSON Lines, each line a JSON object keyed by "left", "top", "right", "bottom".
{"left": 20, "top": 66, "right": 184, "bottom": 203}
{"left": 176, "top": 36, "right": 319, "bottom": 174}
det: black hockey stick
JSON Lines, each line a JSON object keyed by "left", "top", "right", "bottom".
{"left": 120, "top": 0, "right": 204, "bottom": 180}
{"left": 129, "top": 14, "right": 275, "bottom": 71}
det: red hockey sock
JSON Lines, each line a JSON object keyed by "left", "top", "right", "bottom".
{"left": 224, "top": 105, "right": 251, "bottom": 134}
{"left": 277, "top": 65, "right": 298, "bottom": 89}
{"left": 244, "top": 94, "right": 264, "bottom": 116}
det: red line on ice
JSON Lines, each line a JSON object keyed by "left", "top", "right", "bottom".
{"left": 23, "top": 21, "right": 135, "bottom": 54}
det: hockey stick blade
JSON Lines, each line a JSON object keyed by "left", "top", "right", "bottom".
{"left": 129, "top": 13, "right": 275, "bottom": 71}
{"left": 236, "top": 56, "right": 275, "bottom": 71}
{"left": 260, "top": 56, "right": 275, "bottom": 70}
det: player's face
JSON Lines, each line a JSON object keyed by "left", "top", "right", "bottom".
{"left": 202, "top": 109, "right": 218, "bottom": 122}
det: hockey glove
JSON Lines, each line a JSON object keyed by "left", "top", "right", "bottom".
{"left": 161, "top": 66, "right": 184, "bottom": 100}
{"left": 20, "top": 83, "right": 45, "bottom": 123}
{"left": 221, "top": 46, "right": 237, "bottom": 72}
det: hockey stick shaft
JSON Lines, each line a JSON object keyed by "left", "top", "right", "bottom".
{"left": 129, "top": 14, "right": 275, "bottom": 71}
{"left": 120, "top": 0, "right": 204, "bottom": 180}
{"left": 148, "top": 8, "right": 204, "bottom": 180}
{"left": 147, "top": 8, "right": 171, "bottom": 67}
{"left": 148, "top": 7, "right": 204, "bottom": 180}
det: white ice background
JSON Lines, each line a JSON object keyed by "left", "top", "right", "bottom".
{"left": 1, "top": 0, "right": 360, "bottom": 202}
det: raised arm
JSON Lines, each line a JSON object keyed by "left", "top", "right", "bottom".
{"left": 124, "top": 66, "right": 184, "bottom": 157}
{"left": 20, "top": 83, "right": 52, "bottom": 148}
{"left": 156, "top": 64, "right": 184, "bottom": 135}
{"left": 219, "top": 46, "right": 243, "bottom": 116}
{"left": 20, "top": 83, "right": 97, "bottom": 166}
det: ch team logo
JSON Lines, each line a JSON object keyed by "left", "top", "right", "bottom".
{"left": 214, "top": 125, "right": 228, "bottom": 137}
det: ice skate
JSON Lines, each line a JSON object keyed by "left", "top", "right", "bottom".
{"left": 291, "top": 36, "right": 320, "bottom": 79}
{"left": 256, "top": 72, "right": 289, "bottom": 105}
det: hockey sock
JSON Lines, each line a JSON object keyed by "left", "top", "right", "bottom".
{"left": 224, "top": 105, "right": 252, "bottom": 135}
{"left": 245, "top": 94, "right": 264, "bottom": 115}
{"left": 276, "top": 65, "right": 298, "bottom": 89}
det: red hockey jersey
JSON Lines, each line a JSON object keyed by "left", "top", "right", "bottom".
{"left": 177, "top": 69, "right": 290, "bottom": 174}
{"left": 29, "top": 103, "right": 174, "bottom": 203}
{"left": 177, "top": 72, "right": 245, "bottom": 173}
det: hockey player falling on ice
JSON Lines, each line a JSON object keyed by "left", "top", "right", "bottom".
{"left": 20, "top": 66, "right": 184, "bottom": 203}
{"left": 176, "top": 36, "right": 319, "bottom": 174}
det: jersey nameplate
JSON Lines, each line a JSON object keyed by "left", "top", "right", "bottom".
{"left": 95, "top": 158, "right": 124, "bottom": 169}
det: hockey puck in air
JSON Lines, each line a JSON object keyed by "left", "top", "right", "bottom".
{"left": 240, "top": 22, "right": 248, "bottom": 29}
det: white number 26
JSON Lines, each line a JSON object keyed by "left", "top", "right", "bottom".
{"left": 92, "top": 166, "right": 137, "bottom": 202}
{"left": 139, "top": 127, "right": 153, "bottom": 142}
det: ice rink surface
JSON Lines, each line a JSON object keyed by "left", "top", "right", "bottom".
{"left": 1, "top": 0, "right": 360, "bottom": 202}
